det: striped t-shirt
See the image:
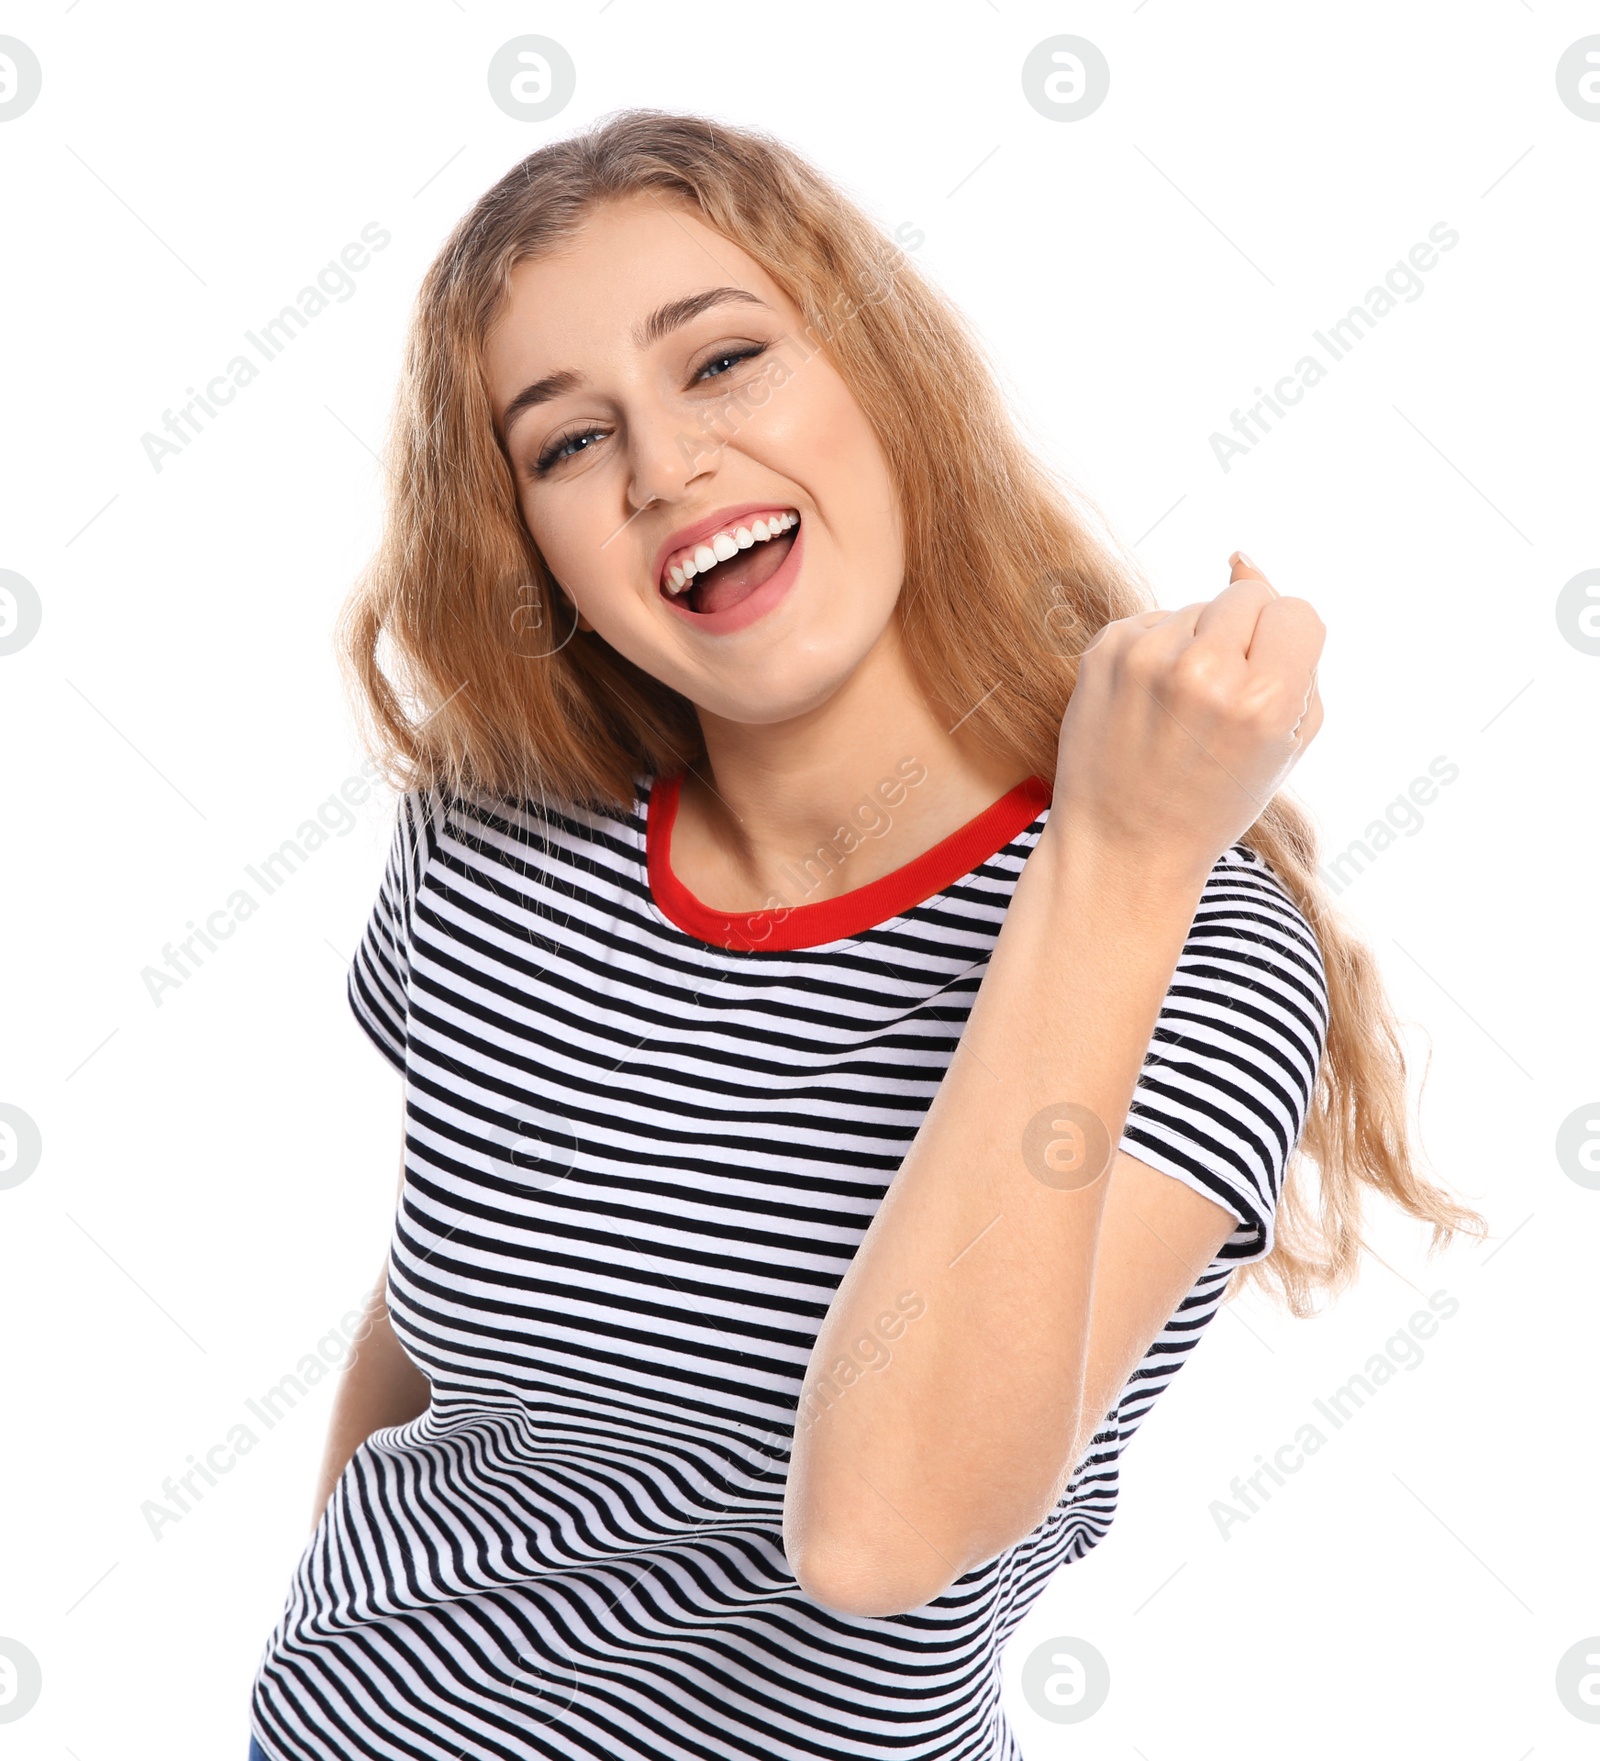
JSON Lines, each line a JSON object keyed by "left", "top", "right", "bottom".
{"left": 249, "top": 768, "right": 1329, "bottom": 1761}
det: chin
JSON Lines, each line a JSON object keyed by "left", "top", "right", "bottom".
{"left": 692, "top": 656, "right": 867, "bottom": 728}
{"left": 599, "top": 597, "right": 891, "bottom": 727}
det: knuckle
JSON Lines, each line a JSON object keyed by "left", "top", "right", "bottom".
{"left": 1169, "top": 644, "right": 1232, "bottom": 708}
{"left": 1278, "top": 594, "right": 1326, "bottom": 632}
{"left": 1225, "top": 672, "right": 1288, "bottom": 729}
{"left": 1238, "top": 677, "right": 1292, "bottom": 725}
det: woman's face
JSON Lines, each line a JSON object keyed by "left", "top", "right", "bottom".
{"left": 483, "top": 193, "right": 906, "bottom": 726}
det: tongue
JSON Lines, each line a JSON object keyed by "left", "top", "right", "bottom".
{"left": 690, "top": 531, "right": 795, "bottom": 615}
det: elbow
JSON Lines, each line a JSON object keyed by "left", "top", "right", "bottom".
{"left": 788, "top": 1533, "right": 956, "bottom": 1619}
{"left": 785, "top": 1498, "right": 1053, "bottom": 1618}
{"left": 783, "top": 1454, "right": 1074, "bottom": 1617}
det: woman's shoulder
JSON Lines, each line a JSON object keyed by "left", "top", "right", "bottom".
{"left": 394, "top": 769, "right": 645, "bottom": 832}
{"left": 1212, "top": 839, "right": 1320, "bottom": 935}
{"left": 397, "top": 772, "right": 652, "bottom": 890}
{"left": 1200, "top": 839, "right": 1330, "bottom": 1026}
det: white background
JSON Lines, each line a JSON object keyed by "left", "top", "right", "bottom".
{"left": 2, "top": 2, "right": 1596, "bottom": 1756}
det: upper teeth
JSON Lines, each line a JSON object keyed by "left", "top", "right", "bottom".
{"left": 662, "top": 510, "right": 798, "bottom": 595}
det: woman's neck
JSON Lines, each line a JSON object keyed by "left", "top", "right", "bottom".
{"left": 667, "top": 620, "right": 1034, "bottom": 912}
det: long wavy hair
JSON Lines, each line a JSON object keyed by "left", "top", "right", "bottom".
{"left": 338, "top": 106, "right": 1488, "bottom": 1317}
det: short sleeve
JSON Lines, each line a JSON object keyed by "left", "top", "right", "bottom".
{"left": 347, "top": 789, "right": 439, "bottom": 1073}
{"left": 1117, "top": 843, "right": 1330, "bottom": 1266}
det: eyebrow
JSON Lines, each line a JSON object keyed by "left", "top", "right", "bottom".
{"left": 497, "top": 286, "right": 774, "bottom": 439}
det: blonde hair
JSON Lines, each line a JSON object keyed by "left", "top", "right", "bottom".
{"left": 339, "top": 107, "right": 1488, "bottom": 1318}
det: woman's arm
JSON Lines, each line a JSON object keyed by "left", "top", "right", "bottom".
{"left": 783, "top": 563, "right": 1325, "bottom": 1616}
{"left": 310, "top": 1127, "right": 430, "bottom": 1530}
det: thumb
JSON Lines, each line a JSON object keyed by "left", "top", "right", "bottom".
{"left": 1228, "top": 549, "right": 1278, "bottom": 598}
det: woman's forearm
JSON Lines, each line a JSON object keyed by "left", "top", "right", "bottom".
{"left": 310, "top": 1273, "right": 431, "bottom": 1529}
{"left": 783, "top": 816, "right": 1212, "bottom": 1613}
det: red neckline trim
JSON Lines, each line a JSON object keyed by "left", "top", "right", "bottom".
{"left": 646, "top": 770, "right": 1054, "bottom": 952}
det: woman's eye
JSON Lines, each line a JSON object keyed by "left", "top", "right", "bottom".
{"left": 697, "top": 343, "right": 767, "bottom": 381}
{"left": 534, "top": 429, "right": 602, "bottom": 475}
{"left": 530, "top": 345, "right": 768, "bottom": 476}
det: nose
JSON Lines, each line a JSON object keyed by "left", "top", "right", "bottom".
{"left": 624, "top": 395, "right": 721, "bottom": 516}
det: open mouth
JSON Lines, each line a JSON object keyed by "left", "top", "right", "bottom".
{"left": 660, "top": 511, "right": 800, "bottom": 617}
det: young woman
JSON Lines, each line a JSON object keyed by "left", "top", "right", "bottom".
{"left": 247, "top": 110, "right": 1485, "bottom": 1761}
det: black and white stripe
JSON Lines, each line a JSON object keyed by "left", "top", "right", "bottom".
{"left": 250, "top": 776, "right": 1328, "bottom": 1760}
